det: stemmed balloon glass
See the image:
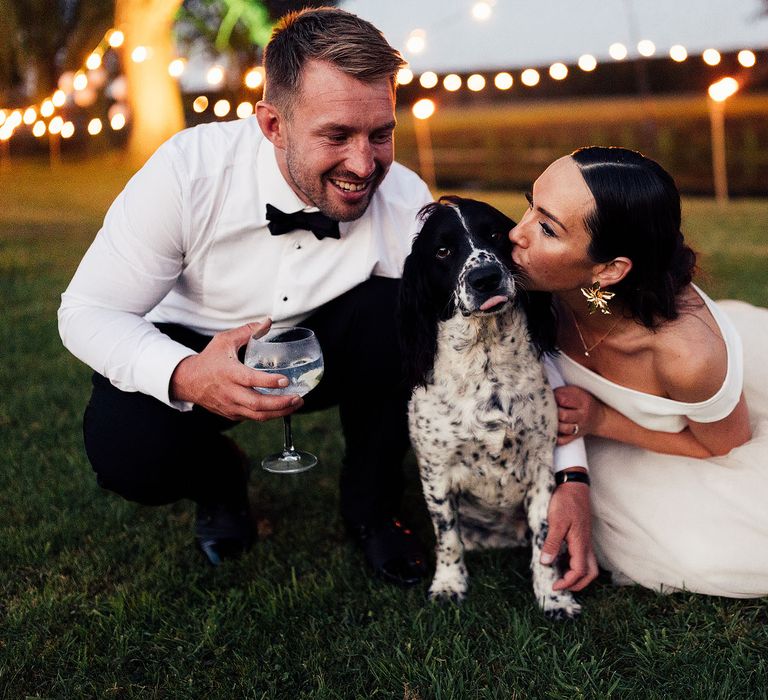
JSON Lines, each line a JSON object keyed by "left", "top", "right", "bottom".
{"left": 244, "top": 327, "right": 324, "bottom": 474}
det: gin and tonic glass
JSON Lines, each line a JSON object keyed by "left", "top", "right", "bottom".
{"left": 244, "top": 327, "right": 324, "bottom": 474}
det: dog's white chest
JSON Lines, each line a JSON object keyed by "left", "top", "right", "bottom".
{"left": 408, "top": 313, "right": 556, "bottom": 507}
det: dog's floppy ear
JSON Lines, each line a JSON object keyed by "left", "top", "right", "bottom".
{"left": 398, "top": 246, "right": 440, "bottom": 391}
{"left": 520, "top": 290, "right": 558, "bottom": 358}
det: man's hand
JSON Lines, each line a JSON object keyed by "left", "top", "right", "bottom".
{"left": 540, "top": 474, "right": 599, "bottom": 592}
{"left": 169, "top": 319, "right": 303, "bottom": 421}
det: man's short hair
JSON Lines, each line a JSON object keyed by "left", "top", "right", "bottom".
{"left": 263, "top": 7, "right": 405, "bottom": 116}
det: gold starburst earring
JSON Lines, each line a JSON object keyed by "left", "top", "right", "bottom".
{"left": 581, "top": 281, "right": 615, "bottom": 315}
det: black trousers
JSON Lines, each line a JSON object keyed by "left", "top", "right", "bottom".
{"left": 83, "top": 277, "right": 411, "bottom": 525}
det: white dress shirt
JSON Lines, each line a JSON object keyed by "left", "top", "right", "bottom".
{"left": 58, "top": 117, "right": 432, "bottom": 409}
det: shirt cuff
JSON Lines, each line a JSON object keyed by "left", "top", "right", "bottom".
{"left": 553, "top": 437, "right": 589, "bottom": 473}
{"left": 132, "top": 339, "right": 198, "bottom": 411}
{"left": 543, "top": 355, "right": 589, "bottom": 472}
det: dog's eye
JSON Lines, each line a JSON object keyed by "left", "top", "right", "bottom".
{"left": 435, "top": 247, "right": 452, "bottom": 259}
{"left": 489, "top": 231, "right": 502, "bottom": 241}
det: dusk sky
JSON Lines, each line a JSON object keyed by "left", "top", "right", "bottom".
{"left": 339, "top": 0, "right": 768, "bottom": 72}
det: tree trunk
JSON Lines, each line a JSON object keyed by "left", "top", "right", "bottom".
{"left": 23, "top": 53, "right": 59, "bottom": 103}
{"left": 115, "top": 0, "right": 184, "bottom": 166}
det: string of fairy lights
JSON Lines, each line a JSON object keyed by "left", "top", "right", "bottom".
{"left": 0, "top": 4, "right": 763, "bottom": 146}
{"left": 398, "top": 48, "right": 759, "bottom": 93}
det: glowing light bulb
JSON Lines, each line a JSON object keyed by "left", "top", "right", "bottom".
{"left": 244, "top": 68, "right": 264, "bottom": 89}
{"left": 738, "top": 50, "right": 756, "bottom": 68}
{"left": 23, "top": 107, "right": 37, "bottom": 125}
{"left": 73, "top": 72, "right": 88, "bottom": 91}
{"left": 443, "top": 74, "right": 461, "bottom": 91}
{"left": 471, "top": 1, "right": 493, "bottom": 21}
{"left": 467, "top": 74, "right": 486, "bottom": 91}
{"left": 419, "top": 71, "right": 438, "bottom": 89}
{"left": 49, "top": 116, "right": 64, "bottom": 134}
{"left": 213, "top": 99, "right": 231, "bottom": 117}
{"left": 708, "top": 77, "right": 739, "bottom": 102}
{"left": 108, "top": 30, "right": 124, "bottom": 48}
{"left": 131, "top": 46, "right": 149, "bottom": 63}
{"left": 549, "top": 63, "right": 568, "bottom": 80}
{"left": 86, "top": 52, "right": 102, "bottom": 70}
{"left": 397, "top": 68, "right": 413, "bottom": 85}
{"left": 88, "top": 118, "right": 103, "bottom": 135}
{"left": 7, "top": 111, "right": 22, "bottom": 128}
{"left": 207, "top": 66, "right": 225, "bottom": 86}
{"left": 192, "top": 96, "right": 209, "bottom": 113}
{"left": 52, "top": 90, "right": 66, "bottom": 107}
{"left": 494, "top": 72, "right": 513, "bottom": 90}
{"left": 521, "top": 69, "right": 540, "bottom": 86}
{"left": 669, "top": 45, "right": 688, "bottom": 62}
{"left": 168, "top": 59, "right": 186, "bottom": 78}
{"left": 609, "top": 43, "right": 628, "bottom": 60}
{"left": 236, "top": 102, "right": 253, "bottom": 118}
{"left": 703, "top": 49, "right": 721, "bottom": 66}
{"left": 61, "top": 121, "right": 75, "bottom": 138}
{"left": 578, "top": 54, "right": 597, "bottom": 72}
{"left": 637, "top": 40, "right": 656, "bottom": 57}
{"left": 406, "top": 30, "right": 426, "bottom": 54}
{"left": 412, "top": 98, "right": 435, "bottom": 120}
{"left": 110, "top": 113, "right": 126, "bottom": 130}
{"left": 40, "top": 100, "right": 54, "bottom": 117}
{"left": 32, "top": 120, "right": 46, "bottom": 137}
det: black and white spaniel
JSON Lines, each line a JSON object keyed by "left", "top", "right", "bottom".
{"left": 399, "top": 195, "right": 580, "bottom": 619}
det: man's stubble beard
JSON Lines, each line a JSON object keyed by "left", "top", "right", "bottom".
{"left": 284, "top": 148, "right": 383, "bottom": 223}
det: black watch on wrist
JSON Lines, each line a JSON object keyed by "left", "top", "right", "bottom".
{"left": 554, "top": 470, "right": 591, "bottom": 487}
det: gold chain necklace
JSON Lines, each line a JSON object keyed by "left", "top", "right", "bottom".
{"left": 570, "top": 309, "right": 621, "bottom": 357}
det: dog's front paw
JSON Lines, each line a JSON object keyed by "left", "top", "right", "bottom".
{"left": 428, "top": 569, "right": 468, "bottom": 604}
{"left": 539, "top": 591, "right": 582, "bottom": 621}
{"left": 428, "top": 584, "right": 467, "bottom": 604}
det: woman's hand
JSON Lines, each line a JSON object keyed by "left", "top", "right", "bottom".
{"left": 555, "top": 385, "right": 604, "bottom": 445}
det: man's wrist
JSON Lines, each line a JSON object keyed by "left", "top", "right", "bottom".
{"left": 169, "top": 354, "right": 197, "bottom": 403}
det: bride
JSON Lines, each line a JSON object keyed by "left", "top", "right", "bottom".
{"left": 510, "top": 146, "right": 767, "bottom": 598}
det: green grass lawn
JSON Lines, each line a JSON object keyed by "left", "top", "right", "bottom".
{"left": 1, "top": 155, "right": 767, "bottom": 699}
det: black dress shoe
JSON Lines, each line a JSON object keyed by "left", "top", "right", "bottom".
{"left": 195, "top": 502, "right": 253, "bottom": 566}
{"left": 347, "top": 516, "right": 428, "bottom": 586}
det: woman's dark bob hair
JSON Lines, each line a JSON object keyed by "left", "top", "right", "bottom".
{"left": 571, "top": 146, "right": 697, "bottom": 328}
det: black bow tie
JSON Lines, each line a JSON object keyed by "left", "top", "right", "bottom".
{"left": 265, "top": 203, "right": 340, "bottom": 240}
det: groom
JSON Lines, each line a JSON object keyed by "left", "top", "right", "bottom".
{"left": 59, "top": 7, "right": 432, "bottom": 584}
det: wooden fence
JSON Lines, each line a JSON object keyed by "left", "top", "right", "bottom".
{"left": 394, "top": 93, "right": 768, "bottom": 195}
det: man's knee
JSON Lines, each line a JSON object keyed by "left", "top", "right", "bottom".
{"left": 82, "top": 373, "right": 228, "bottom": 506}
{"left": 83, "top": 399, "right": 187, "bottom": 505}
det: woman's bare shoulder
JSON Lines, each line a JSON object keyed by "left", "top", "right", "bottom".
{"left": 653, "top": 290, "right": 728, "bottom": 403}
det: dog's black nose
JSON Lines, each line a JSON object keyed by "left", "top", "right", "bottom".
{"left": 466, "top": 265, "right": 503, "bottom": 293}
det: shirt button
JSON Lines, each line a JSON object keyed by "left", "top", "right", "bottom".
{"left": 283, "top": 296, "right": 288, "bottom": 302}
{"left": 295, "top": 243, "right": 302, "bottom": 250}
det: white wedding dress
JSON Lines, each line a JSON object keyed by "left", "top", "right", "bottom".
{"left": 553, "top": 289, "right": 768, "bottom": 598}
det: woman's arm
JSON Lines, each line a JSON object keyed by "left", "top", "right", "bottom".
{"left": 556, "top": 385, "right": 751, "bottom": 458}
{"left": 686, "top": 394, "right": 751, "bottom": 456}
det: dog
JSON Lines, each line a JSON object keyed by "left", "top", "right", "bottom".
{"left": 399, "top": 195, "right": 581, "bottom": 620}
